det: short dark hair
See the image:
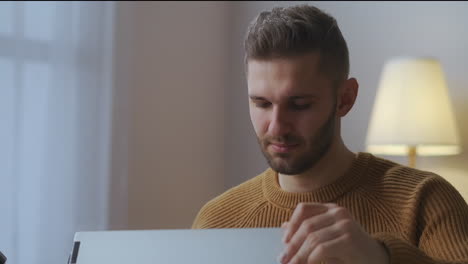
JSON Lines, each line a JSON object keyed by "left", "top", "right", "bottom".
{"left": 244, "top": 4, "right": 349, "bottom": 87}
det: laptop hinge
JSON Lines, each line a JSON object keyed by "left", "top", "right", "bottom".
{"left": 67, "top": 241, "right": 81, "bottom": 264}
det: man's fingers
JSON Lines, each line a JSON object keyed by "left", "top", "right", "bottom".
{"left": 282, "top": 213, "right": 336, "bottom": 263}
{"left": 306, "top": 233, "right": 349, "bottom": 264}
{"left": 282, "top": 221, "right": 343, "bottom": 264}
{"left": 324, "top": 258, "right": 343, "bottom": 264}
{"left": 281, "top": 221, "right": 289, "bottom": 229}
{"left": 283, "top": 203, "right": 328, "bottom": 243}
{"left": 323, "top": 203, "right": 339, "bottom": 210}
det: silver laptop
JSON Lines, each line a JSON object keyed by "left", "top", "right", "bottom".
{"left": 68, "top": 228, "right": 284, "bottom": 264}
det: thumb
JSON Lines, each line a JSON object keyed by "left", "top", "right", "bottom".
{"left": 281, "top": 221, "right": 289, "bottom": 229}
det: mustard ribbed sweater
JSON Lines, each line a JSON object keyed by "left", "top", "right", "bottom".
{"left": 192, "top": 152, "right": 468, "bottom": 263}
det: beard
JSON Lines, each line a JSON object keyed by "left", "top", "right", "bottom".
{"left": 257, "top": 103, "right": 337, "bottom": 175}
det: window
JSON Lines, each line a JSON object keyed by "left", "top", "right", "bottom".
{"left": 0, "top": 2, "right": 115, "bottom": 263}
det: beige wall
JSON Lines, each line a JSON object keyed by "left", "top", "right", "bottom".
{"left": 111, "top": 2, "right": 229, "bottom": 229}
{"left": 110, "top": 2, "right": 468, "bottom": 230}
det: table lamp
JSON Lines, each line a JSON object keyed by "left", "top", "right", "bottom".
{"left": 365, "top": 57, "right": 461, "bottom": 167}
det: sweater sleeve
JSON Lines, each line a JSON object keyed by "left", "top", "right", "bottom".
{"left": 374, "top": 175, "right": 468, "bottom": 264}
{"left": 373, "top": 233, "right": 467, "bottom": 264}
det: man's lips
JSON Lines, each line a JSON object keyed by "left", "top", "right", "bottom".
{"left": 269, "top": 142, "right": 299, "bottom": 153}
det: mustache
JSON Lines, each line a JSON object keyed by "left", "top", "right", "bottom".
{"left": 262, "top": 135, "right": 302, "bottom": 145}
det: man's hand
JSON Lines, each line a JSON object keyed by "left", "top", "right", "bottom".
{"left": 278, "top": 203, "right": 390, "bottom": 264}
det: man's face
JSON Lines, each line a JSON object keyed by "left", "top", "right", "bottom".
{"left": 247, "top": 52, "right": 338, "bottom": 175}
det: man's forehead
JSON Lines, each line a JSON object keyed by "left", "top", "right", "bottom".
{"left": 247, "top": 62, "right": 326, "bottom": 98}
{"left": 246, "top": 54, "right": 321, "bottom": 77}
{"left": 246, "top": 54, "right": 326, "bottom": 90}
{"left": 247, "top": 77, "right": 318, "bottom": 99}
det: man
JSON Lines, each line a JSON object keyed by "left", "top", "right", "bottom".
{"left": 192, "top": 4, "right": 468, "bottom": 264}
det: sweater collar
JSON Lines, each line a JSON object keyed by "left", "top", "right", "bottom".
{"left": 262, "top": 152, "right": 373, "bottom": 209}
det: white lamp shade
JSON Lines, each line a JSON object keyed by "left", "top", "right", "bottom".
{"left": 365, "top": 57, "right": 461, "bottom": 156}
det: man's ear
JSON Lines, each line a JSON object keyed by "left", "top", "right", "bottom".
{"left": 336, "top": 78, "right": 359, "bottom": 117}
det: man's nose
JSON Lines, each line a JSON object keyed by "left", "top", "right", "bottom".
{"left": 268, "top": 107, "right": 292, "bottom": 137}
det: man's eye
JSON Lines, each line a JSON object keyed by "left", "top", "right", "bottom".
{"left": 255, "top": 101, "right": 271, "bottom": 108}
{"left": 291, "top": 104, "right": 311, "bottom": 110}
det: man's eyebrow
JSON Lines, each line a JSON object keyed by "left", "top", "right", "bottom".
{"left": 249, "top": 94, "right": 318, "bottom": 100}
{"left": 249, "top": 95, "right": 266, "bottom": 100}
{"left": 289, "top": 95, "right": 317, "bottom": 100}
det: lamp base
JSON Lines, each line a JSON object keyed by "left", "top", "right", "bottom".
{"left": 408, "top": 146, "right": 417, "bottom": 168}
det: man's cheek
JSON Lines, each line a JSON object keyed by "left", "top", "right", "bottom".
{"left": 251, "top": 114, "right": 268, "bottom": 136}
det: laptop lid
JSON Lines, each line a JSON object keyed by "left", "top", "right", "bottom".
{"left": 69, "top": 228, "right": 284, "bottom": 264}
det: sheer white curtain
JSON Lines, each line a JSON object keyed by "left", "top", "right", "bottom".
{"left": 0, "top": 2, "right": 115, "bottom": 264}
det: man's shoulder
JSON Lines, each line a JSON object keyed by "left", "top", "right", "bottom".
{"left": 192, "top": 169, "right": 270, "bottom": 229}
{"left": 369, "top": 154, "right": 443, "bottom": 183}
{"left": 367, "top": 154, "right": 468, "bottom": 227}
{"left": 365, "top": 153, "right": 461, "bottom": 200}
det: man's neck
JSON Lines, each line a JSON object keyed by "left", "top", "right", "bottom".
{"left": 278, "top": 139, "right": 356, "bottom": 193}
